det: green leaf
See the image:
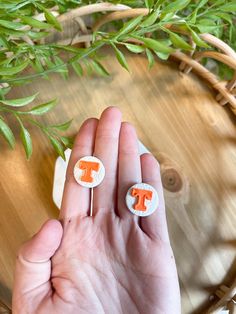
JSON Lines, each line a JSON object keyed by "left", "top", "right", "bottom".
{"left": 155, "top": 0, "right": 167, "bottom": 7}
{"left": 39, "top": 6, "right": 62, "bottom": 31}
{"left": 50, "top": 119, "right": 72, "bottom": 131}
{"left": 0, "top": 26, "right": 24, "bottom": 37}
{"left": 0, "top": 3, "right": 16, "bottom": 9}
{"left": 160, "top": 12, "right": 175, "bottom": 22}
{"left": 72, "top": 61, "right": 83, "bottom": 76}
{"left": 145, "top": 0, "right": 154, "bottom": 9}
{"left": 7, "top": 0, "right": 31, "bottom": 12}
{"left": 0, "top": 116, "right": 15, "bottom": 148}
{"left": 212, "top": 12, "right": 232, "bottom": 24}
{"left": 69, "top": 41, "right": 104, "bottom": 64}
{"left": 162, "top": 0, "right": 191, "bottom": 13}
{"left": 0, "top": 87, "right": 11, "bottom": 99}
{"left": 18, "top": 119, "right": 32, "bottom": 159}
{"left": 220, "top": 3, "right": 236, "bottom": 12}
{"left": 61, "top": 136, "right": 74, "bottom": 149}
{"left": 21, "top": 126, "right": 32, "bottom": 159}
{"left": 10, "top": 78, "right": 32, "bottom": 86}
{"left": 27, "top": 99, "right": 57, "bottom": 115}
{"left": 53, "top": 56, "right": 66, "bottom": 69}
{"left": 190, "top": 30, "right": 209, "bottom": 48}
{"left": 229, "top": 23, "right": 236, "bottom": 43}
{"left": 140, "top": 10, "right": 160, "bottom": 27}
{"left": 0, "top": 19, "right": 24, "bottom": 30}
{"left": 125, "top": 43, "right": 145, "bottom": 53}
{"left": 112, "top": 44, "right": 129, "bottom": 71}
{"left": 92, "top": 60, "right": 109, "bottom": 76}
{"left": 54, "top": 56, "right": 68, "bottom": 79}
{"left": 116, "top": 15, "right": 143, "bottom": 39}
{"left": 84, "top": 60, "right": 93, "bottom": 76}
{"left": 45, "top": 10, "right": 62, "bottom": 31}
{"left": 196, "top": 0, "right": 209, "bottom": 9}
{"left": 32, "top": 57, "right": 44, "bottom": 73}
{"left": 28, "top": 31, "right": 50, "bottom": 40}
{"left": 54, "top": 45, "right": 83, "bottom": 53}
{"left": 189, "top": 0, "right": 209, "bottom": 21}
{"left": 20, "top": 16, "right": 52, "bottom": 29}
{"left": 155, "top": 52, "right": 170, "bottom": 60}
{"left": 146, "top": 48, "right": 155, "bottom": 69}
{"left": 44, "top": 57, "right": 55, "bottom": 69}
{"left": 211, "top": 0, "right": 226, "bottom": 5}
{"left": 136, "top": 36, "right": 174, "bottom": 53}
{"left": 1, "top": 93, "right": 38, "bottom": 107}
{"left": 49, "top": 136, "right": 65, "bottom": 160}
{"left": 195, "top": 19, "right": 218, "bottom": 33}
{"left": 189, "top": 10, "right": 197, "bottom": 24}
{"left": 189, "top": 0, "right": 210, "bottom": 23}
{"left": 0, "top": 60, "right": 29, "bottom": 76}
{"left": 0, "top": 35, "right": 9, "bottom": 49}
{"left": 169, "top": 32, "right": 193, "bottom": 50}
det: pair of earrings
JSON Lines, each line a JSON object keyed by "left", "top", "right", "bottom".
{"left": 74, "top": 156, "right": 158, "bottom": 217}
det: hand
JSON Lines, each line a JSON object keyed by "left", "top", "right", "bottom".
{"left": 13, "top": 107, "right": 181, "bottom": 314}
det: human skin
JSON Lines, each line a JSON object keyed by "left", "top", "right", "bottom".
{"left": 12, "top": 107, "right": 181, "bottom": 314}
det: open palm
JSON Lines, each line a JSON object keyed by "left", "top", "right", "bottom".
{"left": 13, "top": 107, "right": 180, "bottom": 314}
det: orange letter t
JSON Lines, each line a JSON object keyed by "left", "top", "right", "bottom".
{"left": 78, "top": 160, "right": 100, "bottom": 183}
{"left": 131, "top": 188, "right": 153, "bottom": 211}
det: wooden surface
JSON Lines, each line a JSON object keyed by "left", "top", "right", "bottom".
{"left": 0, "top": 48, "right": 236, "bottom": 314}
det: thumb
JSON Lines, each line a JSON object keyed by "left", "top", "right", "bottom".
{"left": 13, "top": 219, "right": 63, "bottom": 310}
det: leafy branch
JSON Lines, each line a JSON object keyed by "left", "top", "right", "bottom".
{"left": 0, "top": 0, "right": 235, "bottom": 159}
{"left": 0, "top": 92, "right": 73, "bottom": 159}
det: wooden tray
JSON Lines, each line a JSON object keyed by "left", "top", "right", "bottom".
{"left": 0, "top": 49, "right": 235, "bottom": 313}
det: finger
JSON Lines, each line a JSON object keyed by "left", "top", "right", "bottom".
{"left": 60, "top": 118, "right": 98, "bottom": 219}
{"left": 118, "top": 122, "right": 142, "bottom": 219}
{"left": 140, "top": 153, "right": 170, "bottom": 243}
{"left": 12, "top": 220, "right": 63, "bottom": 312}
{"left": 93, "top": 107, "right": 122, "bottom": 214}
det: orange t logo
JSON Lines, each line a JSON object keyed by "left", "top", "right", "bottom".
{"left": 131, "top": 188, "right": 153, "bottom": 211}
{"left": 78, "top": 160, "right": 100, "bottom": 183}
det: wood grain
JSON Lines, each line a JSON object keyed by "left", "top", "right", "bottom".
{"left": 0, "top": 48, "right": 235, "bottom": 313}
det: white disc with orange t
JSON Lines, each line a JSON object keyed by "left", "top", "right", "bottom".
{"left": 126, "top": 183, "right": 158, "bottom": 217}
{"left": 74, "top": 156, "right": 105, "bottom": 188}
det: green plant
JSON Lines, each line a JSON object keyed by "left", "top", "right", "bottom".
{"left": 0, "top": 0, "right": 235, "bottom": 159}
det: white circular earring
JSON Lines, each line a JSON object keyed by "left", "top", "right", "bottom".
{"left": 73, "top": 156, "right": 105, "bottom": 188}
{"left": 126, "top": 183, "right": 159, "bottom": 217}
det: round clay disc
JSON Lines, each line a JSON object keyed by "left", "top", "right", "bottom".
{"left": 126, "top": 183, "right": 159, "bottom": 217}
{"left": 73, "top": 156, "right": 105, "bottom": 188}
